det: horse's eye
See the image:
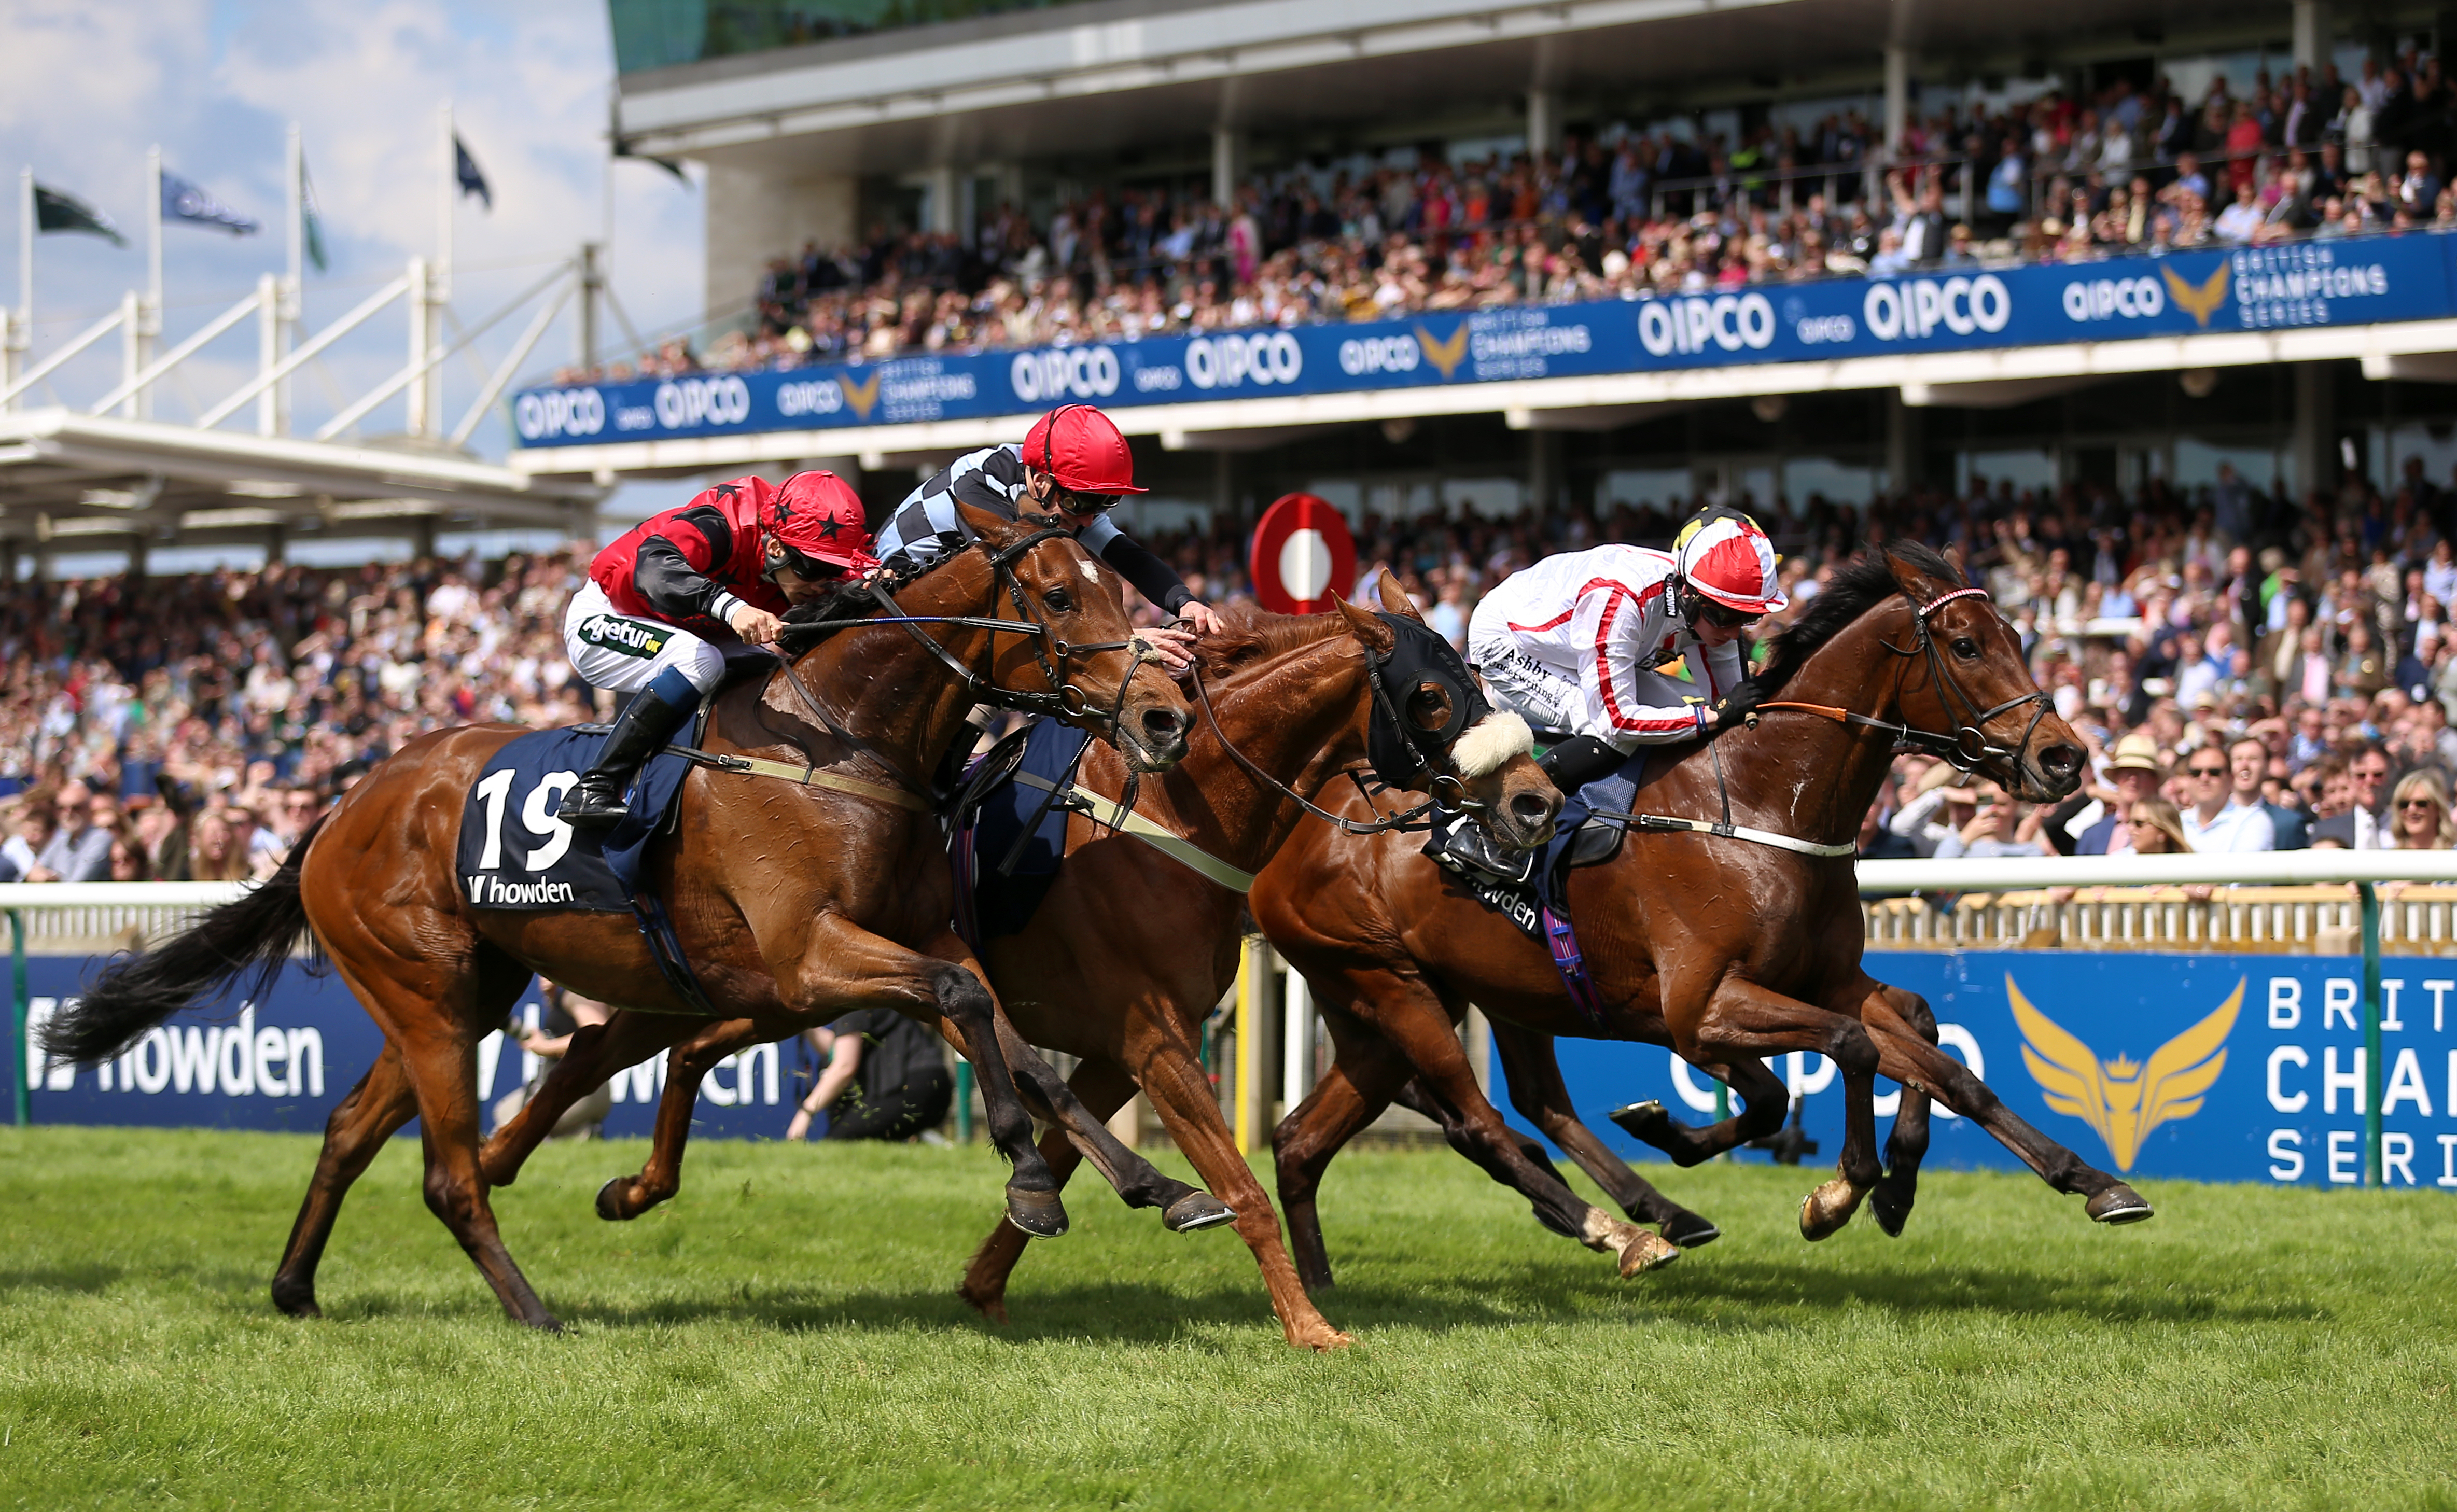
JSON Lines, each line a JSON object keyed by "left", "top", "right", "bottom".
{"left": 1952, "top": 637, "right": 1980, "bottom": 660}
{"left": 1408, "top": 682, "right": 1451, "bottom": 731}
{"left": 1043, "top": 588, "right": 1074, "bottom": 614}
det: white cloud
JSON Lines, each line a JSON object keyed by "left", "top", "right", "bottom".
{"left": 2, "top": 0, "right": 701, "bottom": 460}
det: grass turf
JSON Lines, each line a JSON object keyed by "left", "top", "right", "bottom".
{"left": 0, "top": 1127, "right": 2450, "bottom": 1510}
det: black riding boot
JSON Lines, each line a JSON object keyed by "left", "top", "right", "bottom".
{"left": 557, "top": 673, "right": 698, "bottom": 830}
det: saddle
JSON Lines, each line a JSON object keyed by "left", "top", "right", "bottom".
{"left": 1426, "top": 744, "right": 1652, "bottom": 1025}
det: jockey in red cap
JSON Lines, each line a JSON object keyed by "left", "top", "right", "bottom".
{"left": 872, "top": 404, "right": 1221, "bottom": 668}
{"left": 556, "top": 469, "right": 876, "bottom": 828}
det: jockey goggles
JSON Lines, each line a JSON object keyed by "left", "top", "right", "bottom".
{"left": 763, "top": 540, "right": 849, "bottom": 583}
{"left": 1680, "top": 580, "right": 1764, "bottom": 631}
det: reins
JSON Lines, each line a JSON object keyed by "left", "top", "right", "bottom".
{"left": 703, "top": 525, "right": 1163, "bottom": 812}
{"left": 1188, "top": 660, "right": 1443, "bottom": 837}
{"left": 1609, "top": 580, "right": 2053, "bottom": 860}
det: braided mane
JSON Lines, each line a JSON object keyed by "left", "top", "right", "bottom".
{"left": 1750, "top": 541, "right": 1961, "bottom": 698}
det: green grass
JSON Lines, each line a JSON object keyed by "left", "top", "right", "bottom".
{"left": 0, "top": 1128, "right": 2452, "bottom": 1510}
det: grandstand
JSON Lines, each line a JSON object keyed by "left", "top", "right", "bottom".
{"left": 514, "top": 0, "right": 2457, "bottom": 551}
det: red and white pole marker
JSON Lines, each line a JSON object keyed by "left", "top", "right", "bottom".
{"left": 1248, "top": 492, "right": 1357, "bottom": 615}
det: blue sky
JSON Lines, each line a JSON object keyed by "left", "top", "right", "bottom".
{"left": 3, "top": 0, "right": 702, "bottom": 488}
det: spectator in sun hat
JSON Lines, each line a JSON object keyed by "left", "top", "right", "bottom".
{"left": 2076, "top": 733, "right": 2170, "bottom": 855}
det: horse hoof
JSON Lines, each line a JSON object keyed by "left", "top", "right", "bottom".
{"left": 958, "top": 1282, "right": 1011, "bottom": 1325}
{"left": 2086, "top": 1184, "right": 2154, "bottom": 1225}
{"left": 595, "top": 1176, "right": 635, "bottom": 1222}
{"left": 1005, "top": 1186, "right": 1069, "bottom": 1239}
{"left": 1871, "top": 1187, "right": 1913, "bottom": 1238}
{"left": 1295, "top": 1326, "right": 1357, "bottom": 1352}
{"left": 1618, "top": 1231, "right": 1681, "bottom": 1276}
{"left": 270, "top": 1278, "right": 321, "bottom": 1319}
{"left": 1798, "top": 1178, "right": 1864, "bottom": 1242}
{"left": 1659, "top": 1213, "right": 1721, "bottom": 1249}
{"left": 1162, "top": 1192, "right": 1237, "bottom": 1232}
{"left": 1608, "top": 1100, "right": 1672, "bottom": 1141}
{"left": 525, "top": 1313, "right": 566, "bottom": 1334}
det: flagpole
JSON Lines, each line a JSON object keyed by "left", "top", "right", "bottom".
{"left": 281, "top": 121, "right": 301, "bottom": 436}
{"left": 438, "top": 100, "right": 452, "bottom": 303}
{"left": 8, "top": 167, "right": 29, "bottom": 413}
{"left": 140, "top": 144, "right": 162, "bottom": 419}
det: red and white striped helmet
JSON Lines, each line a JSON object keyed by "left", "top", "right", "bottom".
{"left": 1673, "top": 511, "right": 1787, "bottom": 615}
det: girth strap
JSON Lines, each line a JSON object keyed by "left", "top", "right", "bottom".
{"left": 661, "top": 741, "right": 934, "bottom": 813}
{"left": 1009, "top": 769, "right": 1258, "bottom": 892}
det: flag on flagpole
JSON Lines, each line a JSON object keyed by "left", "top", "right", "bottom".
{"left": 33, "top": 184, "right": 128, "bottom": 246}
{"left": 161, "top": 169, "right": 260, "bottom": 235}
{"left": 454, "top": 134, "right": 492, "bottom": 210}
{"left": 300, "top": 157, "right": 328, "bottom": 272}
{"left": 613, "top": 137, "right": 692, "bottom": 187}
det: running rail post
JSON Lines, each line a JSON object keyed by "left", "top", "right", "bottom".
{"left": 9, "top": 909, "right": 26, "bottom": 1126}
{"left": 1235, "top": 939, "right": 1257, "bottom": 1155}
{"left": 2361, "top": 882, "right": 2383, "bottom": 1186}
{"left": 953, "top": 1058, "right": 974, "bottom": 1144}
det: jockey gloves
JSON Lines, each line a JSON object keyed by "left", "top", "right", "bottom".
{"left": 1023, "top": 405, "right": 1146, "bottom": 498}
{"left": 1672, "top": 511, "right": 1786, "bottom": 616}
{"left": 767, "top": 470, "right": 879, "bottom": 575}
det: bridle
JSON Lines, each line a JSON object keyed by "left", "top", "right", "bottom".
{"left": 1187, "top": 613, "right": 1493, "bottom": 837}
{"left": 762, "top": 525, "right": 1160, "bottom": 796}
{"left": 1756, "top": 583, "right": 2056, "bottom": 781}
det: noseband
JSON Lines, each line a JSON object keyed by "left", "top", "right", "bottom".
{"left": 1758, "top": 583, "right": 2056, "bottom": 784}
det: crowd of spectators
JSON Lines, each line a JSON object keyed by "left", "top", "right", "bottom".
{"left": 0, "top": 551, "right": 598, "bottom": 881}
{"left": 547, "top": 47, "right": 2457, "bottom": 383}
{"left": 9, "top": 438, "right": 2457, "bottom": 877}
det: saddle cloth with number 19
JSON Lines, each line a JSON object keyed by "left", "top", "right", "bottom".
{"left": 454, "top": 725, "right": 690, "bottom": 911}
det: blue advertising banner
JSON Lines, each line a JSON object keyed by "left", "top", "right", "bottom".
{"left": 510, "top": 234, "right": 2457, "bottom": 450}
{"left": 4, "top": 959, "right": 804, "bottom": 1141}
{"left": 1510, "top": 950, "right": 2457, "bottom": 1192}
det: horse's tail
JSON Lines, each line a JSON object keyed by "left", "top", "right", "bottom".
{"left": 40, "top": 817, "right": 327, "bottom": 1065}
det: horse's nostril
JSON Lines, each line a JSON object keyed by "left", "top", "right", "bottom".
{"left": 1141, "top": 707, "right": 1188, "bottom": 743}
{"left": 2042, "top": 744, "right": 2083, "bottom": 777}
{"left": 1509, "top": 793, "right": 1552, "bottom": 826}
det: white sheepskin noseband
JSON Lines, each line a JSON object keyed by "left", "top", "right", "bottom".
{"left": 1452, "top": 710, "right": 1534, "bottom": 779}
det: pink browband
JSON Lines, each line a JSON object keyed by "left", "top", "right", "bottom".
{"left": 1916, "top": 587, "right": 1991, "bottom": 618}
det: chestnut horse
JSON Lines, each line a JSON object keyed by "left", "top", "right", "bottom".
{"left": 484, "top": 577, "right": 1564, "bottom": 1349}
{"left": 45, "top": 509, "right": 1203, "bottom": 1328}
{"left": 1250, "top": 542, "right": 2147, "bottom": 1294}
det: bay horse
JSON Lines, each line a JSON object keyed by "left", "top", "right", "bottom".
{"left": 45, "top": 508, "right": 1204, "bottom": 1329}
{"left": 1250, "top": 542, "right": 2147, "bottom": 1294}
{"left": 483, "top": 576, "right": 1565, "bottom": 1350}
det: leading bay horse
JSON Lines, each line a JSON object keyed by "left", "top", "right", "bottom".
{"left": 484, "top": 576, "right": 1566, "bottom": 1349}
{"left": 45, "top": 508, "right": 1204, "bottom": 1328}
{"left": 1250, "top": 542, "right": 2147, "bottom": 1293}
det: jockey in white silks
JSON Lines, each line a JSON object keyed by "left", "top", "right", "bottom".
{"left": 1467, "top": 508, "right": 1788, "bottom": 795}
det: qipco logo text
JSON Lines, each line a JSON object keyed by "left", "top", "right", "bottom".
{"left": 1339, "top": 334, "right": 1419, "bottom": 376}
{"left": 513, "top": 388, "right": 606, "bottom": 441}
{"left": 1862, "top": 275, "right": 2012, "bottom": 342}
{"left": 1636, "top": 293, "right": 1777, "bottom": 357}
{"left": 1186, "top": 330, "right": 1303, "bottom": 389}
{"left": 1010, "top": 345, "right": 1122, "bottom": 404}
{"left": 653, "top": 375, "right": 753, "bottom": 430}
{"left": 2061, "top": 276, "right": 2166, "bottom": 323}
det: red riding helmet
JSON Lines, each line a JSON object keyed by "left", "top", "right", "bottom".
{"left": 1021, "top": 404, "right": 1147, "bottom": 496}
{"left": 766, "top": 470, "right": 878, "bottom": 573}
{"left": 1672, "top": 510, "right": 1787, "bottom": 615}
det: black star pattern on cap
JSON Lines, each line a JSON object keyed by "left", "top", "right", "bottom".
{"left": 817, "top": 515, "right": 842, "bottom": 539}
{"left": 709, "top": 482, "right": 741, "bottom": 501}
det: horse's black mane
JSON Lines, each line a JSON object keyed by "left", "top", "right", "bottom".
{"left": 1750, "top": 541, "right": 1962, "bottom": 697}
{"left": 771, "top": 549, "right": 942, "bottom": 653}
